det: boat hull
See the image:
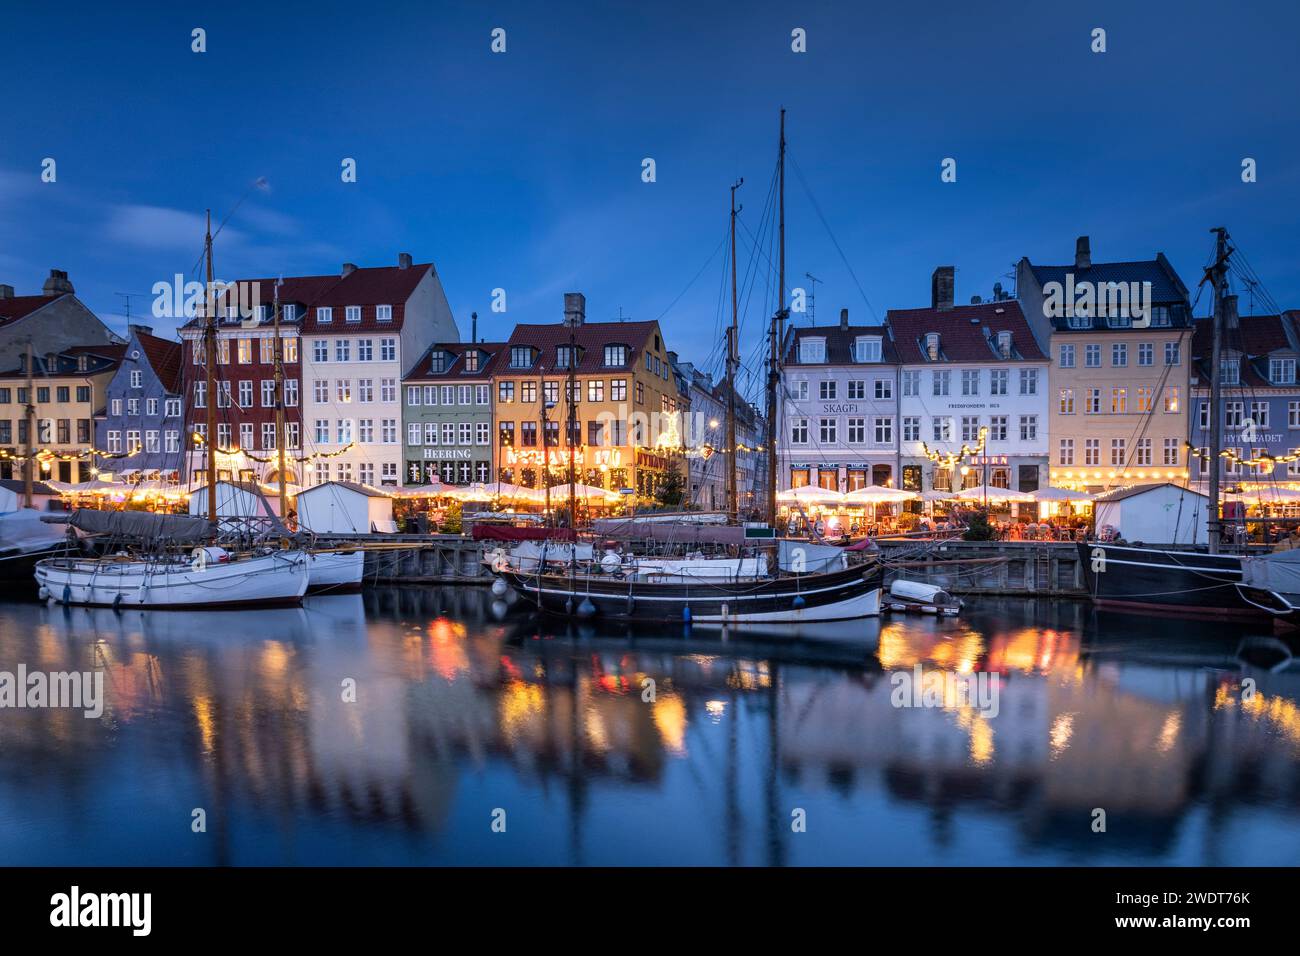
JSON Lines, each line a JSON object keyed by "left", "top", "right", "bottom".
{"left": 34, "top": 550, "right": 310, "bottom": 609}
{"left": 307, "top": 550, "right": 365, "bottom": 594}
{"left": 1076, "top": 542, "right": 1268, "bottom": 620}
{"left": 499, "top": 563, "right": 884, "bottom": 624}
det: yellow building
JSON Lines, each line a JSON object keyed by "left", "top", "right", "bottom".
{"left": 0, "top": 344, "right": 124, "bottom": 483}
{"left": 493, "top": 294, "right": 683, "bottom": 503}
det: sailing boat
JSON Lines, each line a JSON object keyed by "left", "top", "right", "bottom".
{"left": 1077, "top": 227, "right": 1268, "bottom": 620}
{"left": 495, "top": 110, "right": 884, "bottom": 626}
{"left": 34, "top": 212, "right": 311, "bottom": 609}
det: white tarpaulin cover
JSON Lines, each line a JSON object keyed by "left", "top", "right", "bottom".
{"left": 778, "top": 539, "right": 846, "bottom": 574}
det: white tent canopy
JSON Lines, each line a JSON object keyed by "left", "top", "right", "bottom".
{"left": 842, "top": 485, "right": 918, "bottom": 504}
{"left": 953, "top": 485, "right": 1035, "bottom": 503}
{"left": 776, "top": 486, "right": 845, "bottom": 505}
{"left": 1032, "top": 487, "right": 1095, "bottom": 502}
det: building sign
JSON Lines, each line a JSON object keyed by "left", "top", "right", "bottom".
{"left": 821, "top": 403, "right": 860, "bottom": 414}
{"left": 421, "top": 448, "right": 472, "bottom": 460}
{"left": 504, "top": 447, "right": 623, "bottom": 468}
{"left": 971, "top": 455, "right": 1009, "bottom": 465}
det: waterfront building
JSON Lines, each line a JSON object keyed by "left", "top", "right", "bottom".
{"left": 1188, "top": 302, "right": 1300, "bottom": 487}
{"left": 402, "top": 338, "right": 505, "bottom": 486}
{"left": 778, "top": 308, "right": 900, "bottom": 492}
{"left": 179, "top": 278, "right": 308, "bottom": 485}
{"left": 298, "top": 256, "right": 459, "bottom": 488}
{"left": 493, "top": 293, "right": 681, "bottom": 502}
{"left": 0, "top": 342, "right": 124, "bottom": 483}
{"left": 1017, "top": 236, "right": 1194, "bottom": 492}
{"left": 889, "top": 269, "right": 1049, "bottom": 494}
{"left": 95, "top": 324, "right": 184, "bottom": 481}
{"left": 0, "top": 269, "right": 122, "bottom": 369}
{"left": 671, "top": 356, "right": 766, "bottom": 513}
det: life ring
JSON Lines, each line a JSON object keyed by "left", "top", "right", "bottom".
{"left": 490, "top": 550, "right": 509, "bottom": 573}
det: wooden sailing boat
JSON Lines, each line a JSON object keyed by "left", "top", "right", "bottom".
{"left": 33, "top": 213, "right": 311, "bottom": 609}
{"left": 495, "top": 110, "right": 884, "bottom": 627}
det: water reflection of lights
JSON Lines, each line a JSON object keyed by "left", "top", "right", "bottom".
{"left": 1049, "top": 713, "right": 1075, "bottom": 758}
{"left": 1156, "top": 712, "right": 1182, "bottom": 753}
{"left": 499, "top": 679, "right": 547, "bottom": 742}
{"left": 705, "top": 700, "right": 727, "bottom": 722}
{"left": 653, "top": 695, "right": 687, "bottom": 754}
{"left": 1218, "top": 683, "right": 1300, "bottom": 747}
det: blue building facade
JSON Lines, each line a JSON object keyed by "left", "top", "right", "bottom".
{"left": 1189, "top": 304, "right": 1300, "bottom": 485}
{"left": 95, "top": 325, "right": 186, "bottom": 479}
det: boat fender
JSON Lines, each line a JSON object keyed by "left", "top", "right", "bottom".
{"left": 61, "top": 584, "right": 71, "bottom": 605}
{"left": 792, "top": 594, "right": 806, "bottom": 609}
{"left": 626, "top": 594, "right": 635, "bottom": 615}
{"left": 682, "top": 605, "right": 692, "bottom": 624}
{"left": 38, "top": 586, "right": 49, "bottom": 601}
{"left": 491, "top": 577, "right": 509, "bottom": 597}
{"left": 578, "top": 597, "right": 596, "bottom": 618}
{"left": 565, "top": 597, "right": 574, "bottom": 615}
{"left": 112, "top": 592, "right": 123, "bottom": 611}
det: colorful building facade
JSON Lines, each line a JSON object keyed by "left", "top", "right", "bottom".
{"left": 402, "top": 341, "right": 504, "bottom": 486}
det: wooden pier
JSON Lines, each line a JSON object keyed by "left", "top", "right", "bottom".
{"left": 316, "top": 534, "right": 492, "bottom": 584}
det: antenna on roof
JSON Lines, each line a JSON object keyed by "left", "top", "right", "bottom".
{"left": 614, "top": 306, "right": 629, "bottom": 322}
{"left": 115, "top": 292, "right": 148, "bottom": 329}
{"left": 805, "top": 273, "right": 820, "bottom": 325}
{"left": 1240, "top": 276, "right": 1259, "bottom": 316}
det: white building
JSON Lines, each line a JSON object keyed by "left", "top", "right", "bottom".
{"left": 888, "top": 269, "right": 1050, "bottom": 494}
{"left": 1093, "top": 482, "right": 1209, "bottom": 545}
{"left": 295, "top": 480, "right": 394, "bottom": 534}
{"left": 778, "top": 309, "right": 900, "bottom": 491}
{"left": 300, "top": 255, "right": 460, "bottom": 487}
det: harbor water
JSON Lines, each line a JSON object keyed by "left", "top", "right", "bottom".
{"left": 1, "top": 589, "right": 1298, "bottom": 866}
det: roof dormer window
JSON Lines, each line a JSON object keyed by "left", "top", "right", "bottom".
{"left": 463, "top": 350, "right": 480, "bottom": 373}
{"left": 798, "top": 337, "right": 826, "bottom": 364}
{"left": 557, "top": 345, "right": 578, "bottom": 369}
{"left": 1220, "top": 358, "right": 1240, "bottom": 386}
{"left": 1270, "top": 358, "right": 1296, "bottom": 385}
{"left": 345, "top": 305, "right": 362, "bottom": 323}
{"left": 603, "top": 344, "right": 628, "bottom": 368}
{"left": 854, "top": 336, "right": 882, "bottom": 363}
{"left": 316, "top": 306, "right": 333, "bottom": 324}
{"left": 429, "top": 351, "right": 448, "bottom": 374}
{"left": 996, "top": 331, "right": 1012, "bottom": 358}
{"left": 510, "top": 346, "right": 534, "bottom": 369}
{"left": 925, "top": 333, "right": 940, "bottom": 361}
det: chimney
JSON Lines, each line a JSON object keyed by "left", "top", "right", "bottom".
{"left": 931, "top": 266, "right": 954, "bottom": 311}
{"left": 0, "top": 284, "right": 13, "bottom": 299}
{"left": 341, "top": 262, "right": 357, "bottom": 276}
{"left": 128, "top": 323, "right": 154, "bottom": 338}
{"left": 1074, "top": 236, "right": 1091, "bottom": 270}
{"left": 397, "top": 252, "right": 412, "bottom": 270}
{"left": 42, "top": 269, "right": 74, "bottom": 296}
{"left": 470, "top": 311, "right": 478, "bottom": 344}
{"left": 563, "top": 292, "right": 586, "bottom": 328}
{"left": 1224, "top": 294, "right": 1240, "bottom": 330}
{"left": 839, "top": 307, "right": 849, "bottom": 330}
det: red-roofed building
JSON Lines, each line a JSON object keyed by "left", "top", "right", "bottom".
{"left": 889, "top": 268, "right": 1049, "bottom": 495}
{"left": 0, "top": 269, "right": 123, "bottom": 370}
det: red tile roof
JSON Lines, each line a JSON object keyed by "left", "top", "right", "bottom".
{"left": 886, "top": 300, "right": 1046, "bottom": 363}
{"left": 1191, "top": 314, "right": 1297, "bottom": 389}
{"left": 134, "top": 331, "right": 184, "bottom": 393}
{"left": 0, "top": 293, "right": 63, "bottom": 328}
{"left": 501, "top": 320, "right": 660, "bottom": 375}
{"left": 405, "top": 342, "right": 507, "bottom": 380}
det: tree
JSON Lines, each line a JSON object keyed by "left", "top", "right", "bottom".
{"left": 654, "top": 461, "right": 686, "bottom": 508}
{"left": 962, "top": 509, "right": 996, "bottom": 541}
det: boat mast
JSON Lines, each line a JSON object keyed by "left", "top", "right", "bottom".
{"left": 567, "top": 321, "right": 577, "bottom": 528}
{"left": 727, "top": 177, "right": 742, "bottom": 523}
{"left": 204, "top": 210, "right": 218, "bottom": 535}
{"left": 764, "top": 108, "right": 786, "bottom": 526}
{"left": 273, "top": 278, "right": 289, "bottom": 526}
{"left": 1207, "top": 226, "right": 1231, "bottom": 554}
{"left": 23, "top": 339, "right": 34, "bottom": 509}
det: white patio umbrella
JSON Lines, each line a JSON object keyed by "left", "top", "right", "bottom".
{"left": 921, "top": 489, "right": 957, "bottom": 501}
{"left": 842, "top": 485, "right": 919, "bottom": 504}
{"left": 1227, "top": 486, "right": 1300, "bottom": 502}
{"left": 546, "top": 482, "right": 620, "bottom": 503}
{"left": 776, "top": 485, "right": 846, "bottom": 506}
{"left": 953, "top": 485, "right": 1035, "bottom": 503}
{"left": 1031, "top": 487, "right": 1095, "bottom": 502}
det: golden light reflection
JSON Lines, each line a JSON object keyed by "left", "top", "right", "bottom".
{"left": 498, "top": 679, "right": 546, "bottom": 741}
{"left": 426, "top": 617, "right": 470, "bottom": 681}
{"left": 1049, "top": 712, "right": 1075, "bottom": 758}
{"left": 193, "top": 694, "right": 216, "bottom": 754}
{"left": 652, "top": 694, "right": 687, "bottom": 755}
{"left": 1156, "top": 712, "right": 1182, "bottom": 753}
{"left": 705, "top": 700, "right": 726, "bottom": 721}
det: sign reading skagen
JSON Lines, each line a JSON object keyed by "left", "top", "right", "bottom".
{"left": 822, "top": 403, "right": 861, "bottom": 414}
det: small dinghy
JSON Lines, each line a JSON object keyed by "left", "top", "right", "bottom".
{"left": 883, "top": 578, "right": 962, "bottom": 616}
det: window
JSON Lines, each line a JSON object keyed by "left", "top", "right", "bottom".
{"left": 380, "top": 420, "right": 396, "bottom": 445}
{"left": 1058, "top": 438, "right": 1074, "bottom": 465}
{"left": 511, "top": 347, "right": 533, "bottom": 369}
{"left": 874, "top": 379, "right": 892, "bottom": 400}
{"left": 107, "top": 430, "right": 122, "bottom": 453}
{"left": 377, "top": 304, "right": 392, "bottom": 323}
{"left": 261, "top": 422, "right": 277, "bottom": 449}
{"left": 521, "top": 381, "right": 537, "bottom": 403}
{"left": 1059, "top": 388, "right": 1075, "bottom": 415}
{"left": 1226, "top": 401, "right": 1244, "bottom": 428}
{"left": 819, "top": 380, "right": 837, "bottom": 400}
{"left": 521, "top": 421, "right": 537, "bottom": 446}
{"left": 902, "top": 371, "right": 920, "bottom": 396}
{"left": 961, "top": 369, "right": 979, "bottom": 396}
{"left": 441, "top": 385, "right": 455, "bottom": 406}
{"left": 847, "top": 380, "right": 866, "bottom": 400}
{"left": 1250, "top": 401, "right": 1270, "bottom": 428}
{"left": 1164, "top": 387, "right": 1180, "bottom": 414}
{"left": 458, "top": 385, "right": 472, "bottom": 406}
{"left": 1019, "top": 369, "right": 1038, "bottom": 395}
{"left": 165, "top": 398, "right": 181, "bottom": 417}
{"left": 847, "top": 417, "right": 866, "bottom": 444}
{"left": 790, "top": 418, "right": 809, "bottom": 444}
{"left": 238, "top": 380, "right": 253, "bottom": 408}
{"left": 283, "top": 305, "right": 297, "bottom": 323}
{"left": 989, "top": 415, "right": 1007, "bottom": 441}
{"left": 1290, "top": 401, "right": 1300, "bottom": 428}
{"left": 932, "top": 418, "right": 951, "bottom": 442}
{"left": 260, "top": 338, "right": 274, "bottom": 364}
{"left": 1111, "top": 387, "right": 1127, "bottom": 414}
{"left": 380, "top": 339, "right": 396, "bottom": 362}
{"left": 961, "top": 416, "right": 980, "bottom": 442}
{"left": 345, "top": 305, "right": 361, "bottom": 323}
{"left": 586, "top": 420, "right": 604, "bottom": 446}
{"left": 1135, "top": 386, "right": 1153, "bottom": 413}
{"left": 1085, "top": 438, "right": 1100, "bottom": 466}
{"left": 1272, "top": 358, "right": 1296, "bottom": 385}
{"left": 358, "top": 419, "right": 373, "bottom": 443}
{"left": 356, "top": 379, "right": 372, "bottom": 403}
{"left": 1085, "top": 344, "right": 1100, "bottom": 368}
{"left": 588, "top": 380, "right": 604, "bottom": 402}
{"left": 635, "top": 381, "right": 644, "bottom": 404}
{"left": 126, "top": 398, "right": 139, "bottom": 416}
{"left": 77, "top": 386, "right": 91, "bottom": 403}
{"left": 130, "top": 369, "right": 143, "bottom": 388}
{"left": 989, "top": 369, "right": 1008, "bottom": 396}
{"left": 1019, "top": 415, "right": 1038, "bottom": 441}
{"left": 1151, "top": 306, "right": 1172, "bottom": 328}
{"left": 408, "top": 422, "right": 422, "bottom": 446}
{"left": 357, "top": 339, "right": 373, "bottom": 362}
{"left": 313, "top": 340, "right": 329, "bottom": 363}
{"left": 932, "top": 371, "right": 950, "bottom": 396}
{"left": 239, "top": 423, "right": 253, "bottom": 449}
{"left": 476, "top": 385, "right": 489, "bottom": 405}
{"left": 334, "top": 339, "right": 350, "bottom": 362}
{"left": 337, "top": 419, "right": 353, "bottom": 444}
{"left": 1086, "top": 387, "right": 1101, "bottom": 414}
{"left": 424, "top": 422, "right": 438, "bottom": 445}
{"left": 1112, "top": 343, "right": 1127, "bottom": 367}
{"left": 424, "top": 385, "right": 439, "bottom": 405}
{"left": 380, "top": 378, "right": 395, "bottom": 403}
{"left": 165, "top": 430, "right": 179, "bottom": 453}
{"left": 336, "top": 380, "right": 352, "bottom": 403}
{"left": 1138, "top": 343, "right": 1153, "bottom": 366}
{"left": 126, "top": 429, "right": 141, "bottom": 453}
{"left": 1110, "top": 438, "right": 1126, "bottom": 466}
{"left": 819, "top": 418, "right": 837, "bottom": 444}
{"left": 464, "top": 351, "right": 480, "bottom": 373}
{"left": 1220, "top": 358, "right": 1240, "bottom": 385}
{"left": 556, "top": 345, "right": 576, "bottom": 369}
{"left": 1059, "top": 344, "right": 1075, "bottom": 368}
{"left": 314, "top": 379, "right": 329, "bottom": 403}
{"left": 605, "top": 345, "right": 629, "bottom": 367}
{"left": 193, "top": 382, "right": 206, "bottom": 408}
{"left": 498, "top": 381, "right": 515, "bottom": 404}
{"left": 798, "top": 338, "right": 826, "bottom": 363}
{"left": 1165, "top": 342, "right": 1181, "bottom": 366}
{"left": 1136, "top": 438, "right": 1152, "bottom": 466}
{"left": 237, "top": 339, "right": 252, "bottom": 364}
{"left": 611, "top": 379, "right": 627, "bottom": 401}
{"left": 542, "top": 381, "right": 559, "bottom": 405}
{"left": 902, "top": 417, "right": 920, "bottom": 442}
{"left": 316, "top": 307, "right": 332, "bottom": 324}
{"left": 794, "top": 380, "right": 809, "bottom": 401}
{"left": 407, "top": 385, "right": 422, "bottom": 405}
{"left": 873, "top": 417, "right": 893, "bottom": 444}
{"left": 262, "top": 380, "right": 275, "bottom": 407}
{"left": 111, "top": 398, "right": 122, "bottom": 416}
{"left": 217, "top": 339, "right": 230, "bottom": 365}
{"left": 499, "top": 421, "right": 516, "bottom": 447}
{"left": 854, "top": 337, "right": 881, "bottom": 362}
{"left": 314, "top": 420, "right": 329, "bottom": 444}
{"left": 476, "top": 422, "right": 490, "bottom": 445}
{"left": 285, "top": 380, "right": 299, "bottom": 407}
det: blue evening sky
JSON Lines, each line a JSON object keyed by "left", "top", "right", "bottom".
{"left": 2, "top": 0, "right": 1297, "bottom": 400}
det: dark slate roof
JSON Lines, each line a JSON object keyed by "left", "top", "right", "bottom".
{"left": 1190, "top": 314, "right": 1298, "bottom": 389}
{"left": 0, "top": 344, "right": 125, "bottom": 379}
{"left": 784, "top": 323, "right": 899, "bottom": 366}
{"left": 404, "top": 342, "right": 506, "bottom": 381}
{"left": 886, "top": 300, "right": 1047, "bottom": 364}
{"left": 181, "top": 264, "right": 432, "bottom": 334}
{"left": 1027, "top": 255, "right": 1189, "bottom": 305}
{"left": 0, "top": 293, "right": 63, "bottom": 328}
{"left": 1094, "top": 482, "right": 1207, "bottom": 503}
{"left": 500, "top": 320, "right": 660, "bottom": 374}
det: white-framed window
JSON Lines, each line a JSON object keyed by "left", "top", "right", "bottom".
{"left": 901, "top": 371, "right": 920, "bottom": 396}
{"left": 314, "top": 379, "right": 329, "bottom": 403}
{"left": 358, "top": 379, "right": 374, "bottom": 403}
{"left": 476, "top": 421, "right": 490, "bottom": 445}
{"left": 458, "top": 422, "right": 473, "bottom": 445}
{"left": 313, "top": 340, "right": 329, "bottom": 363}
{"left": 380, "top": 339, "right": 396, "bottom": 362}
{"left": 126, "top": 398, "right": 139, "bottom": 416}
{"left": 1059, "top": 388, "right": 1074, "bottom": 415}
{"left": 107, "top": 430, "right": 122, "bottom": 453}
{"left": 1085, "top": 344, "right": 1101, "bottom": 367}
{"left": 1271, "top": 358, "right": 1296, "bottom": 385}
{"left": 1019, "top": 369, "right": 1038, "bottom": 395}
{"left": 874, "top": 379, "right": 892, "bottom": 400}
{"left": 476, "top": 384, "right": 489, "bottom": 405}
{"left": 1221, "top": 358, "right": 1239, "bottom": 385}
{"left": 261, "top": 380, "right": 275, "bottom": 407}
{"left": 1084, "top": 438, "right": 1100, "bottom": 466}
{"left": 932, "top": 371, "right": 950, "bottom": 396}
{"left": 238, "top": 380, "right": 253, "bottom": 408}
{"left": 442, "top": 423, "right": 455, "bottom": 445}
{"left": 902, "top": 416, "right": 920, "bottom": 442}
{"left": 239, "top": 422, "right": 253, "bottom": 449}
{"left": 345, "top": 305, "right": 361, "bottom": 323}
{"left": 818, "top": 418, "right": 836, "bottom": 443}
{"left": 932, "top": 417, "right": 951, "bottom": 442}
{"left": 1058, "top": 438, "right": 1074, "bottom": 465}
{"left": 854, "top": 337, "right": 881, "bottom": 363}
{"left": 873, "top": 417, "right": 893, "bottom": 445}
{"left": 382, "top": 419, "right": 397, "bottom": 444}
{"left": 358, "top": 419, "right": 373, "bottom": 443}
{"left": 1058, "top": 344, "right": 1075, "bottom": 368}
{"left": 1289, "top": 401, "right": 1300, "bottom": 428}
{"left": 314, "top": 419, "right": 329, "bottom": 444}
{"left": 847, "top": 417, "right": 866, "bottom": 444}
{"left": 1136, "top": 438, "right": 1152, "bottom": 466}
{"left": 261, "top": 422, "right": 276, "bottom": 449}
{"left": 799, "top": 338, "right": 826, "bottom": 363}
{"left": 961, "top": 416, "right": 980, "bottom": 442}
{"left": 357, "top": 339, "right": 373, "bottom": 362}
{"left": 377, "top": 304, "right": 392, "bottom": 322}
{"left": 1250, "top": 400, "right": 1270, "bottom": 428}
{"left": 284, "top": 380, "right": 298, "bottom": 407}
{"left": 961, "top": 369, "right": 979, "bottom": 396}
{"left": 130, "top": 369, "right": 142, "bottom": 388}
{"left": 336, "top": 419, "right": 353, "bottom": 444}
{"left": 989, "top": 369, "right": 1008, "bottom": 396}
{"left": 1111, "top": 387, "right": 1127, "bottom": 414}
{"left": 1019, "top": 415, "right": 1038, "bottom": 441}
{"left": 819, "top": 380, "right": 836, "bottom": 400}
{"left": 408, "top": 422, "right": 422, "bottom": 446}
{"left": 1112, "top": 343, "right": 1127, "bottom": 367}
{"left": 164, "top": 430, "right": 179, "bottom": 453}
{"left": 336, "top": 339, "right": 351, "bottom": 362}
{"left": 1110, "top": 438, "right": 1126, "bottom": 466}
{"left": 337, "top": 380, "right": 352, "bottom": 403}
{"left": 847, "top": 380, "right": 865, "bottom": 400}
{"left": 111, "top": 398, "right": 122, "bottom": 416}
{"left": 316, "top": 307, "right": 333, "bottom": 323}
{"left": 380, "top": 378, "right": 395, "bottom": 403}
{"left": 1164, "top": 387, "right": 1180, "bottom": 414}
{"left": 1138, "top": 343, "right": 1153, "bottom": 366}
{"left": 1165, "top": 342, "right": 1181, "bottom": 366}
{"left": 989, "top": 415, "right": 1007, "bottom": 441}
{"left": 790, "top": 418, "right": 808, "bottom": 444}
